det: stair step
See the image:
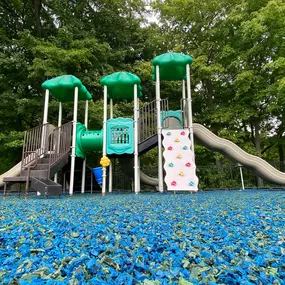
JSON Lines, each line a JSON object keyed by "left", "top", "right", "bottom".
{"left": 34, "top": 163, "right": 49, "bottom": 170}
{"left": 31, "top": 177, "right": 62, "bottom": 196}
{"left": 40, "top": 158, "right": 50, "bottom": 164}
{"left": 22, "top": 169, "right": 49, "bottom": 179}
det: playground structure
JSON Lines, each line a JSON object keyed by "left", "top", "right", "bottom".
{"left": 1, "top": 52, "right": 285, "bottom": 197}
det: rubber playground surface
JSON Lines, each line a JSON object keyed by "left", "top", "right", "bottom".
{"left": 0, "top": 190, "right": 284, "bottom": 284}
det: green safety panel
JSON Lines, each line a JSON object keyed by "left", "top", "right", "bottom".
{"left": 152, "top": 53, "right": 193, "bottom": 81}
{"left": 76, "top": 122, "right": 103, "bottom": 159}
{"left": 42, "top": 75, "right": 92, "bottom": 102}
{"left": 107, "top": 118, "right": 134, "bottom": 155}
{"left": 161, "top": 110, "right": 183, "bottom": 129}
{"left": 100, "top": 72, "right": 143, "bottom": 101}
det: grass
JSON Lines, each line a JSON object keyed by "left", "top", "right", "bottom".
{"left": 0, "top": 190, "right": 284, "bottom": 284}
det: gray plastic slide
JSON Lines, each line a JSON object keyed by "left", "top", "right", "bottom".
{"left": 193, "top": 123, "right": 285, "bottom": 185}
{"left": 130, "top": 123, "right": 285, "bottom": 186}
{"left": 0, "top": 162, "right": 22, "bottom": 188}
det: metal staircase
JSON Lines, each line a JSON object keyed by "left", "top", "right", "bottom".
{"left": 3, "top": 122, "right": 72, "bottom": 198}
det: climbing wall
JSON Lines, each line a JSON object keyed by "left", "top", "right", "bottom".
{"left": 162, "top": 129, "right": 198, "bottom": 191}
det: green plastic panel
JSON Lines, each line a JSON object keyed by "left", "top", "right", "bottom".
{"left": 100, "top": 72, "right": 143, "bottom": 101}
{"left": 152, "top": 53, "right": 193, "bottom": 81}
{"left": 76, "top": 122, "right": 103, "bottom": 159}
{"left": 107, "top": 118, "right": 134, "bottom": 155}
{"left": 161, "top": 110, "right": 183, "bottom": 129}
{"left": 42, "top": 75, "right": 92, "bottom": 102}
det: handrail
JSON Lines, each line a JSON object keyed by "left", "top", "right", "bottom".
{"left": 48, "top": 121, "right": 73, "bottom": 177}
{"left": 21, "top": 123, "right": 54, "bottom": 173}
{"left": 22, "top": 151, "right": 39, "bottom": 169}
{"left": 139, "top": 99, "right": 169, "bottom": 143}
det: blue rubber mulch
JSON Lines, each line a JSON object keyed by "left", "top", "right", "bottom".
{"left": 0, "top": 190, "right": 284, "bottom": 285}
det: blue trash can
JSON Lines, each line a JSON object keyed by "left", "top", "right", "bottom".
{"left": 93, "top": 167, "right": 103, "bottom": 185}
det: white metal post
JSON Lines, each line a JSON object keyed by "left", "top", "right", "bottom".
{"left": 239, "top": 164, "right": 245, "bottom": 190}
{"left": 182, "top": 80, "right": 186, "bottom": 128}
{"left": 156, "top": 65, "right": 164, "bottom": 193}
{"left": 137, "top": 97, "right": 141, "bottom": 190}
{"left": 186, "top": 64, "right": 195, "bottom": 154}
{"left": 41, "top": 89, "right": 50, "bottom": 153}
{"left": 81, "top": 100, "right": 89, "bottom": 193}
{"left": 102, "top": 85, "right": 108, "bottom": 196}
{"left": 134, "top": 85, "right": 140, "bottom": 194}
{"left": 54, "top": 102, "right": 62, "bottom": 183}
{"left": 69, "top": 87, "right": 79, "bottom": 196}
{"left": 108, "top": 99, "right": 113, "bottom": 193}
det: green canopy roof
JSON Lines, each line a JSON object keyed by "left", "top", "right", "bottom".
{"left": 152, "top": 52, "right": 193, "bottom": 81}
{"left": 42, "top": 75, "right": 92, "bottom": 102}
{"left": 100, "top": 72, "right": 142, "bottom": 100}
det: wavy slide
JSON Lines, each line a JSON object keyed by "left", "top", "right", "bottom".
{"left": 193, "top": 123, "right": 285, "bottom": 185}
{"left": 125, "top": 123, "right": 285, "bottom": 186}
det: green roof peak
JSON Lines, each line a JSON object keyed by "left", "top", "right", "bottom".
{"left": 152, "top": 52, "right": 193, "bottom": 81}
{"left": 100, "top": 72, "right": 142, "bottom": 101}
{"left": 42, "top": 75, "right": 92, "bottom": 102}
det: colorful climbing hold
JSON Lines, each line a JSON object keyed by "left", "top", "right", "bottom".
{"left": 183, "top": 146, "right": 188, "bottom": 150}
{"left": 176, "top": 154, "right": 182, "bottom": 159}
{"left": 168, "top": 146, "right": 173, "bottom": 150}
{"left": 181, "top": 131, "right": 185, "bottom": 135}
{"left": 189, "top": 181, "right": 195, "bottom": 186}
{"left": 100, "top": 156, "right": 111, "bottom": 167}
{"left": 167, "top": 131, "right": 171, "bottom": 136}
{"left": 169, "top": 163, "right": 174, "bottom": 167}
{"left": 186, "top": 162, "right": 191, "bottom": 167}
{"left": 171, "top": 181, "right": 177, "bottom": 186}
{"left": 179, "top": 172, "right": 184, "bottom": 176}
{"left": 175, "top": 138, "right": 180, "bottom": 142}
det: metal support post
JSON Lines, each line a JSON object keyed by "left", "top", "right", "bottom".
{"left": 156, "top": 65, "right": 164, "bottom": 193}
{"left": 69, "top": 87, "right": 79, "bottom": 196}
{"left": 81, "top": 100, "right": 89, "bottom": 193}
{"left": 102, "top": 85, "right": 108, "bottom": 196}
{"left": 134, "top": 85, "right": 140, "bottom": 194}
{"left": 108, "top": 99, "right": 113, "bottom": 193}
{"left": 54, "top": 102, "right": 62, "bottom": 183}
{"left": 186, "top": 64, "right": 195, "bottom": 154}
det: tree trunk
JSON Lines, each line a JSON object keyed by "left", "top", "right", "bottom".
{"left": 254, "top": 119, "right": 264, "bottom": 187}
{"left": 34, "top": 0, "right": 42, "bottom": 37}
{"left": 279, "top": 143, "right": 284, "bottom": 172}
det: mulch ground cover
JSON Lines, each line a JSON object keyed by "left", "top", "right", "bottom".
{"left": 0, "top": 190, "right": 284, "bottom": 284}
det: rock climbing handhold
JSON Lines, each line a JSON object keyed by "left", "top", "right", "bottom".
{"left": 167, "top": 132, "right": 171, "bottom": 136}
{"left": 181, "top": 131, "right": 185, "bottom": 135}
{"left": 171, "top": 181, "right": 177, "bottom": 186}
{"left": 168, "top": 146, "right": 173, "bottom": 150}
{"left": 186, "top": 162, "right": 191, "bottom": 167}
{"left": 179, "top": 172, "right": 184, "bottom": 176}
{"left": 175, "top": 138, "right": 180, "bottom": 142}
{"left": 177, "top": 154, "right": 182, "bottom": 159}
{"left": 183, "top": 146, "right": 188, "bottom": 150}
{"left": 169, "top": 163, "right": 174, "bottom": 167}
{"left": 189, "top": 181, "right": 195, "bottom": 186}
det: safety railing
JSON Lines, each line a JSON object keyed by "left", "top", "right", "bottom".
{"left": 21, "top": 123, "right": 54, "bottom": 172}
{"left": 139, "top": 99, "right": 169, "bottom": 142}
{"left": 48, "top": 121, "right": 73, "bottom": 172}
